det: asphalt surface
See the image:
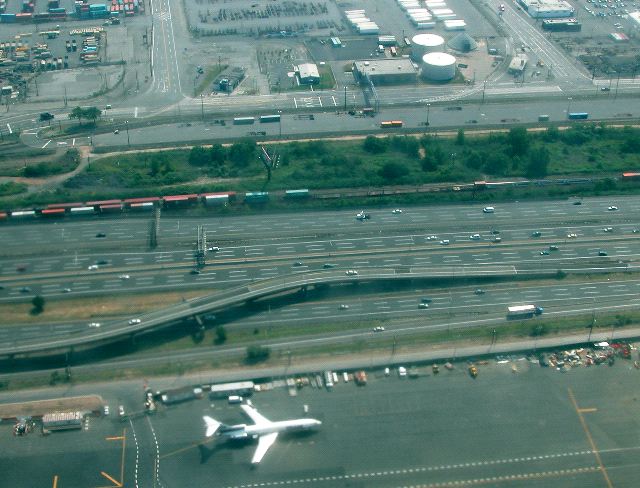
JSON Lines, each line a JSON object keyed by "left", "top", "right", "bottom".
{"left": 2, "top": 359, "right": 640, "bottom": 487}
{"left": 1, "top": 195, "right": 639, "bottom": 348}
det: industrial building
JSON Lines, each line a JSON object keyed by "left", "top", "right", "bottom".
{"left": 448, "top": 32, "right": 477, "bottom": 52}
{"left": 517, "top": 0, "right": 574, "bottom": 18}
{"left": 42, "top": 412, "right": 83, "bottom": 431}
{"left": 295, "top": 63, "right": 320, "bottom": 84}
{"left": 541, "top": 18, "right": 581, "bottom": 31}
{"left": 508, "top": 54, "right": 529, "bottom": 74}
{"left": 629, "top": 11, "right": 640, "bottom": 28}
{"left": 352, "top": 59, "right": 418, "bottom": 85}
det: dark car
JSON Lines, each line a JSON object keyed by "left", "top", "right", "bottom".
{"left": 96, "top": 232, "right": 107, "bottom": 238}
{"left": 598, "top": 251, "right": 608, "bottom": 256}
{"left": 20, "top": 287, "right": 31, "bottom": 293}
{"left": 96, "top": 260, "right": 109, "bottom": 265}
{"left": 323, "top": 263, "right": 336, "bottom": 269}
{"left": 572, "top": 201, "right": 582, "bottom": 205}
{"left": 190, "top": 269, "right": 201, "bottom": 275}
{"left": 474, "top": 289, "right": 486, "bottom": 295}
{"left": 531, "top": 231, "right": 542, "bottom": 237}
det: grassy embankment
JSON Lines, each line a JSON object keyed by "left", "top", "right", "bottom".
{"left": 4, "top": 124, "right": 640, "bottom": 206}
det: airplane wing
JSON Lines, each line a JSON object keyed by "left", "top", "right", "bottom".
{"left": 240, "top": 404, "right": 272, "bottom": 426}
{"left": 252, "top": 432, "right": 278, "bottom": 464}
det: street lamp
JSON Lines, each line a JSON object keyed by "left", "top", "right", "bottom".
{"left": 426, "top": 103, "right": 431, "bottom": 127}
{"left": 566, "top": 97, "right": 572, "bottom": 117}
{"left": 278, "top": 110, "right": 282, "bottom": 138}
{"left": 125, "top": 120, "right": 130, "bottom": 147}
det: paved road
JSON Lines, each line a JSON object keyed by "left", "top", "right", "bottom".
{"left": 1, "top": 195, "right": 638, "bottom": 300}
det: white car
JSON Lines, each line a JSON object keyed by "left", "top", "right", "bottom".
{"left": 482, "top": 206, "right": 495, "bottom": 213}
{"left": 373, "top": 326, "right": 385, "bottom": 332}
{"left": 608, "top": 206, "right": 618, "bottom": 211}
{"left": 118, "top": 405, "right": 125, "bottom": 417}
{"left": 427, "top": 235, "right": 438, "bottom": 241}
{"left": 469, "top": 234, "right": 481, "bottom": 240}
{"left": 392, "top": 209, "right": 402, "bottom": 214}
{"left": 345, "top": 269, "right": 358, "bottom": 276}
{"left": 603, "top": 227, "right": 613, "bottom": 233}
{"left": 118, "top": 274, "right": 130, "bottom": 280}
{"left": 207, "top": 246, "right": 220, "bottom": 252}
{"left": 128, "top": 318, "right": 141, "bottom": 325}
{"left": 440, "top": 239, "right": 450, "bottom": 245}
{"left": 567, "top": 233, "right": 578, "bottom": 238}
{"left": 103, "top": 405, "right": 110, "bottom": 416}
{"left": 88, "top": 322, "right": 101, "bottom": 328}
{"left": 87, "top": 264, "right": 99, "bottom": 270}
{"left": 418, "top": 303, "right": 429, "bottom": 309}
{"left": 398, "top": 366, "right": 407, "bottom": 377}
{"left": 356, "top": 211, "right": 370, "bottom": 221}
{"left": 62, "top": 288, "right": 72, "bottom": 293}
{"left": 339, "top": 304, "right": 349, "bottom": 310}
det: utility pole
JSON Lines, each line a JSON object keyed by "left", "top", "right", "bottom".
{"left": 343, "top": 86, "right": 347, "bottom": 112}
{"left": 125, "top": 120, "right": 130, "bottom": 147}
{"left": 201, "top": 94, "right": 204, "bottom": 120}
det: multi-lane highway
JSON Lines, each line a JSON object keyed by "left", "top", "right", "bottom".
{"left": 1, "top": 194, "right": 639, "bottom": 355}
{"left": 1, "top": 195, "right": 639, "bottom": 299}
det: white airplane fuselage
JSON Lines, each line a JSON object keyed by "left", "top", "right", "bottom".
{"left": 224, "top": 418, "right": 320, "bottom": 438}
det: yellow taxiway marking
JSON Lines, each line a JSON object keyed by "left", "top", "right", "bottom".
{"left": 568, "top": 388, "right": 613, "bottom": 488}
{"left": 99, "top": 471, "right": 122, "bottom": 487}
{"left": 105, "top": 436, "right": 125, "bottom": 440}
{"left": 160, "top": 438, "right": 213, "bottom": 460}
{"left": 578, "top": 408, "right": 598, "bottom": 414}
{"left": 52, "top": 475, "right": 58, "bottom": 488}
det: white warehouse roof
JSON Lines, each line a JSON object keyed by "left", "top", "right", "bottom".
{"left": 296, "top": 63, "right": 320, "bottom": 80}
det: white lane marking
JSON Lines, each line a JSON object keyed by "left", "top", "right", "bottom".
{"left": 6, "top": 123, "right": 12, "bottom": 134}
{"left": 134, "top": 106, "right": 139, "bottom": 118}
{"left": 42, "top": 139, "right": 52, "bottom": 148}
{"left": 72, "top": 138, "right": 76, "bottom": 146}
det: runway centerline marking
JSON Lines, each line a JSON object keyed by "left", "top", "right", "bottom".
{"left": 568, "top": 387, "right": 613, "bottom": 488}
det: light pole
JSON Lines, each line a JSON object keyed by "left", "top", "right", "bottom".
{"left": 566, "top": 97, "right": 572, "bottom": 117}
{"left": 125, "top": 120, "right": 130, "bottom": 147}
{"left": 200, "top": 94, "right": 204, "bottom": 120}
{"left": 426, "top": 103, "right": 431, "bottom": 127}
{"left": 482, "top": 79, "right": 487, "bottom": 104}
{"left": 278, "top": 110, "right": 282, "bottom": 138}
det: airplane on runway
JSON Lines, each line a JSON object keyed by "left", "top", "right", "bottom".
{"left": 203, "top": 404, "right": 322, "bottom": 464}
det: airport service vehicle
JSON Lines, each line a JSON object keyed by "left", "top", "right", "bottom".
{"left": 160, "top": 386, "right": 204, "bottom": 405}
{"left": 482, "top": 206, "right": 495, "bottom": 213}
{"left": 507, "top": 305, "right": 544, "bottom": 318}
{"left": 324, "top": 371, "right": 334, "bottom": 388}
{"left": 355, "top": 371, "right": 367, "bottom": 385}
{"left": 203, "top": 404, "right": 322, "bottom": 464}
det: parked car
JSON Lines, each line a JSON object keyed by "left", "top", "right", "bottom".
{"left": 345, "top": 270, "right": 358, "bottom": 276}
{"left": 373, "top": 326, "right": 385, "bottom": 332}
{"left": 391, "top": 209, "right": 403, "bottom": 214}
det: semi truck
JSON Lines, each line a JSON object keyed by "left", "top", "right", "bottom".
{"left": 507, "top": 305, "right": 544, "bottom": 318}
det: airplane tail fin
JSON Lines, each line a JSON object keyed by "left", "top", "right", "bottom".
{"left": 203, "top": 416, "right": 222, "bottom": 437}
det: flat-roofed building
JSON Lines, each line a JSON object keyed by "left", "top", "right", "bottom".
{"left": 296, "top": 63, "right": 320, "bottom": 84}
{"left": 352, "top": 58, "right": 417, "bottom": 85}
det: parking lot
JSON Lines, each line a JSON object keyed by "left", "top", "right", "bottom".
{"left": 2, "top": 354, "right": 640, "bottom": 487}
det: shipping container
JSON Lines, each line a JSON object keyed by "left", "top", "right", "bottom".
{"left": 380, "top": 120, "right": 403, "bottom": 128}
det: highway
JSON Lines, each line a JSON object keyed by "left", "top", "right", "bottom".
{"left": 1, "top": 195, "right": 639, "bottom": 300}
{"left": 1, "top": 194, "right": 640, "bottom": 355}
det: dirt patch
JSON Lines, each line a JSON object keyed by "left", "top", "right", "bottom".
{"left": 0, "top": 394, "right": 104, "bottom": 419}
{"left": 0, "top": 290, "right": 207, "bottom": 325}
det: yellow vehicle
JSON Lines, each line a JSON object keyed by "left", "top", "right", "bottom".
{"left": 469, "top": 365, "right": 478, "bottom": 378}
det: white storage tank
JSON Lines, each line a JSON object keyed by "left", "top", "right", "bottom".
{"left": 411, "top": 33, "right": 445, "bottom": 60}
{"left": 421, "top": 51, "right": 457, "bottom": 81}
